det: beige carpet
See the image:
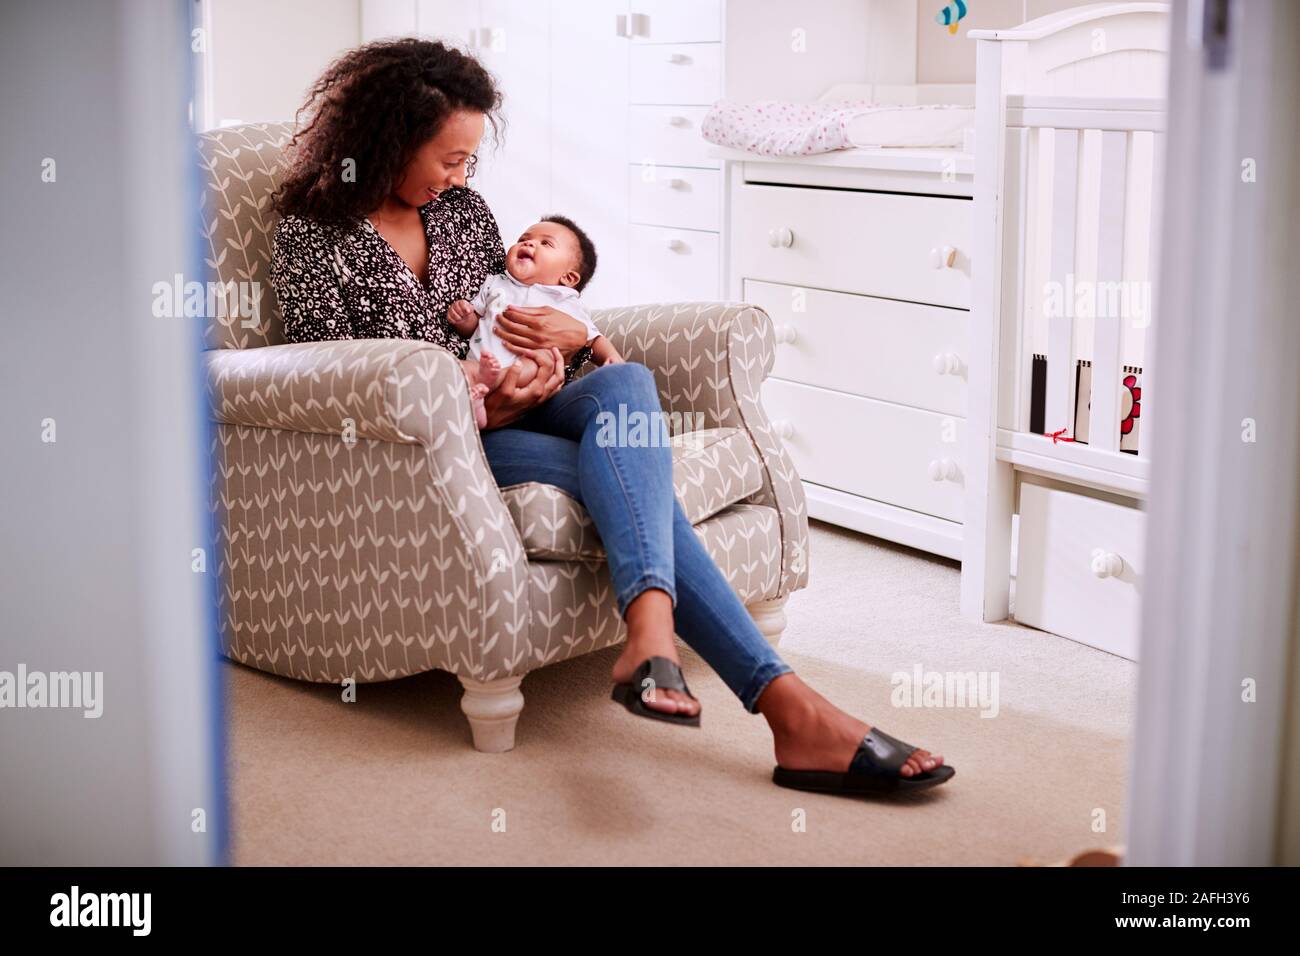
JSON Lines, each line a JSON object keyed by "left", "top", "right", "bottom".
{"left": 227, "top": 520, "right": 1135, "bottom": 866}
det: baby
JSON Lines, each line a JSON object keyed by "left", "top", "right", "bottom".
{"left": 450, "top": 215, "right": 621, "bottom": 427}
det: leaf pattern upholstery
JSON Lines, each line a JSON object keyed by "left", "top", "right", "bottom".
{"left": 198, "top": 123, "right": 809, "bottom": 686}
{"left": 499, "top": 425, "right": 764, "bottom": 561}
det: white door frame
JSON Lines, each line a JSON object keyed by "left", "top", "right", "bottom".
{"left": 1125, "top": 0, "right": 1300, "bottom": 866}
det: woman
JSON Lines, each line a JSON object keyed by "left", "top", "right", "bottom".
{"left": 269, "top": 38, "right": 953, "bottom": 796}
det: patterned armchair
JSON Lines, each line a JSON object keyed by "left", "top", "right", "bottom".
{"left": 199, "top": 123, "right": 809, "bottom": 751}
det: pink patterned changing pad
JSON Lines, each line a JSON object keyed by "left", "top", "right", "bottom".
{"left": 702, "top": 99, "right": 973, "bottom": 157}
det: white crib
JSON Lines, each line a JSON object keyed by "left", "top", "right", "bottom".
{"left": 960, "top": 3, "right": 1170, "bottom": 660}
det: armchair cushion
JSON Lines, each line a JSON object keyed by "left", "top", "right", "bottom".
{"left": 499, "top": 426, "right": 765, "bottom": 560}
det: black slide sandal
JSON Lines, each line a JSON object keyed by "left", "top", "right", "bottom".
{"left": 610, "top": 656, "right": 701, "bottom": 728}
{"left": 773, "top": 726, "right": 954, "bottom": 795}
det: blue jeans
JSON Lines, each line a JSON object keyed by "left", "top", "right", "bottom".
{"left": 481, "top": 362, "right": 793, "bottom": 713}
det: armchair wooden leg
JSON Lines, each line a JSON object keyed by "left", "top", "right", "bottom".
{"left": 458, "top": 674, "right": 524, "bottom": 753}
{"left": 747, "top": 595, "right": 789, "bottom": 646}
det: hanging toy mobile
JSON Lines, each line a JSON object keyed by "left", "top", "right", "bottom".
{"left": 934, "top": 0, "right": 970, "bottom": 35}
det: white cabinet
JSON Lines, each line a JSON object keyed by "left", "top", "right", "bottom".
{"left": 629, "top": 42, "right": 723, "bottom": 104}
{"left": 366, "top": 0, "right": 422, "bottom": 42}
{"left": 362, "top": 0, "right": 726, "bottom": 310}
{"left": 629, "top": 226, "right": 719, "bottom": 304}
{"left": 413, "top": 0, "right": 477, "bottom": 48}
{"left": 1015, "top": 483, "right": 1146, "bottom": 660}
{"left": 629, "top": 105, "right": 718, "bottom": 168}
{"left": 622, "top": 11, "right": 722, "bottom": 305}
{"left": 550, "top": 0, "right": 630, "bottom": 308}
{"left": 762, "top": 379, "right": 967, "bottom": 523}
{"left": 726, "top": 155, "right": 975, "bottom": 559}
{"left": 470, "top": 1, "right": 552, "bottom": 250}
{"left": 732, "top": 183, "right": 972, "bottom": 309}
{"left": 626, "top": 0, "right": 723, "bottom": 43}
{"left": 744, "top": 280, "right": 968, "bottom": 417}
{"left": 629, "top": 166, "right": 721, "bottom": 232}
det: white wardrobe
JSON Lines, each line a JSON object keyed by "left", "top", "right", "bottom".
{"left": 361, "top": 0, "right": 725, "bottom": 310}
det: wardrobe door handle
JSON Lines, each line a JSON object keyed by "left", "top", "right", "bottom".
{"left": 772, "top": 420, "right": 795, "bottom": 440}
{"left": 665, "top": 238, "right": 687, "bottom": 253}
{"left": 667, "top": 115, "right": 690, "bottom": 127}
{"left": 767, "top": 227, "right": 794, "bottom": 248}
{"left": 931, "top": 352, "right": 962, "bottom": 375}
{"left": 774, "top": 324, "right": 797, "bottom": 345}
{"left": 927, "top": 458, "right": 959, "bottom": 482}
{"left": 929, "top": 245, "right": 957, "bottom": 269}
{"left": 666, "top": 177, "right": 688, "bottom": 190}
{"left": 666, "top": 52, "right": 691, "bottom": 65}
{"left": 615, "top": 14, "right": 629, "bottom": 38}
{"left": 1091, "top": 549, "right": 1125, "bottom": 579}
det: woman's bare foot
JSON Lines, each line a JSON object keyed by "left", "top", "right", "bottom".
{"left": 757, "top": 673, "right": 943, "bottom": 779}
{"left": 609, "top": 589, "right": 701, "bottom": 718}
{"left": 609, "top": 637, "right": 701, "bottom": 718}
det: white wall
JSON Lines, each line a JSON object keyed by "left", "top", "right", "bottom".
{"left": 200, "top": 0, "right": 1098, "bottom": 124}
{"left": 916, "top": 0, "right": 1093, "bottom": 83}
{"left": 724, "top": 0, "right": 917, "bottom": 101}
{"left": 722, "top": 0, "right": 1099, "bottom": 100}
{"left": 204, "top": 0, "right": 361, "bottom": 127}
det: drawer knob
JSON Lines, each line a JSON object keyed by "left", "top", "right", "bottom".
{"left": 1091, "top": 549, "right": 1125, "bottom": 579}
{"left": 930, "top": 245, "right": 957, "bottom": 269}
{"left": 931, "top": 352, "right": 963, "bottom": 375}
{"left": 774, "top": 323, "right": 797, "bottom": 344}
{"left": 927, "top": 457, "right": 959, "bottom": 482}
{"left": 667, "top": 115, "right": 690, "bottom": 127}
{"left": 666, "top": 177, "right": 688, "bottom": 190}
{"left": 767, "top": 226, "right": 794, "bottom": 248}
{"left": 666, "top": 52, "right": 691, "bottom": 65}
{"left": 772, "top": 419, "right": 795, "bottom": 440}
{"left": 665, "top": 238, "right": 688, "bottom": 253}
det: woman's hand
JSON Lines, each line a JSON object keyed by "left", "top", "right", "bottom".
{"left": 496, "top": 305, "right": 588, "bottom": 358}
{"left": 481, "top": 346, "right": 565, "bottom": 429}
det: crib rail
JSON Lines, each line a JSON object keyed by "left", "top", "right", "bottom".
{"left": 1010, "top": 101, "right": 1164, "bottom": 459}
{"left": 961, "top": 2, "right": 1170, "bottom": 624}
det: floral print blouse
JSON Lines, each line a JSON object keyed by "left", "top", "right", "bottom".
{"left": 269, "top": 186, "right": 593, "bottom": 380}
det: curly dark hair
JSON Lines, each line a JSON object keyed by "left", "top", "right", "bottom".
{"left": 273, "top": 38, "right": 502, "bottom": 221}
{"left": 541, "top": 214, "right": 598, "bottom": 293}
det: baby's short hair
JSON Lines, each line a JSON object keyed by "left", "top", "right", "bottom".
{"left": 541, "top": 214, "right": 597, "bottom": 293}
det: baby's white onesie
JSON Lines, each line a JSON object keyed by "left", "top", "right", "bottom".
{"left": 465, "top": 271, "right": 600, "bottom": 368}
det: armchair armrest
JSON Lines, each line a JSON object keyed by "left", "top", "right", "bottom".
{"left": 590, "top": 301, "right": 774, "bottom": 432}
{"left": 204, "top": 338, "right": 469, "bottom": 445}
{"left": 591, "top": 301, "right": 809, "bottom": 594}
{"left": 204, "top": 339, "right": 535, "bottom": 681}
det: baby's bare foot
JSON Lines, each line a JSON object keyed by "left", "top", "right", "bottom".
{"left": 470, "top": 383, "right": 490, "bottom": 429}
{"left": 478, "top": 352, "right": 502, "bottom": 390}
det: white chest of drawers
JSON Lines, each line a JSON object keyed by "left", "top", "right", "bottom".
{"left": 720, "top": 149, "right": 975, "bottom": 559}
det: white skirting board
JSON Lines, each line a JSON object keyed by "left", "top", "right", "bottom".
{"left": 803, "top": 482, "right": 962, "bottom": 561}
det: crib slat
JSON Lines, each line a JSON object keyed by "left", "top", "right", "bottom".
{"left": 1089, "top": 130, "right": 1129, "bottom": 451}
{"left": 1004, "top": 128, "right": 1031, "bottom": 431}
{"left": 1045, "top": 128, "right": 1079, "bottom": 438}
